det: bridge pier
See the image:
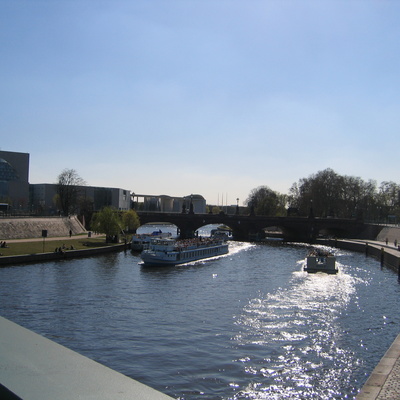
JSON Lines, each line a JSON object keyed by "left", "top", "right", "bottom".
{"left": 179, "top": 228, "right": 196, "bottom": 239}
{"left": 281, "top": 218, "right": 317, "bottom": 243}
{"left": 176, "top": 219, "right": 198, "bottom": 239}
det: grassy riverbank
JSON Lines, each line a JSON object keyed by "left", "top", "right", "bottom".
{"left": 0, "top": 236, "right": 114, "bottom": 257}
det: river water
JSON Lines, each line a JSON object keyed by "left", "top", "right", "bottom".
{"left": 0, "top": 225, "right": 399, "bottom": 399}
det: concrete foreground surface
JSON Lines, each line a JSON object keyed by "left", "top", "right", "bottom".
{"left": 0, "top": 316, "right": 174, "bottom": 400}
{"left": 356, "top": 334, "right": 400, "bottom": 400}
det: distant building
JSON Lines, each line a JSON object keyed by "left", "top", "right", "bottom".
{"left": 0, "top": 150, "right": 130, "bottom": 215}
{"left": 29, "top": 183, "right": 57, "bottom": 214}
{"left": 2, "top": 150, "right": 206, "bottom": 216}
{"left": 0, "top": 150, "right": 30, "bottom": 210}
{"left": 132, "top": 194, "right": 206, "bottom": 213}
{"left": 30, "top": 184, "right": 131, "bottom": 215}
{"left": 85, "top": 186, "right": 130, "bottom": 211}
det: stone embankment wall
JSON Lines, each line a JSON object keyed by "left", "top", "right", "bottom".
{"left": 322, "top": 226, "right": 400, "bottom": 273}
{"left": 375, "top": 226, "right": 400, "bottom": 244}
{"left": 0, "top": 216, "right": 86, "bottom": 239}
{"left": 0, "top": 243, "right": 128, "bottom": 266}
{"left": 328, "top": 239, "right": 399, "bottom": 271}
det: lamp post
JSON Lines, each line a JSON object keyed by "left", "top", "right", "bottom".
{"left": 42, "top": 229, "right": 47, "bottom": 253}
{"left": 189, "top": 194, "right": 194, "bottom": 214}
{"left": 309, "top": 199, "right": 314, "bottom": 218}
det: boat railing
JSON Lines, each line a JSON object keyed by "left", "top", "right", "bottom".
{"left": 174, "top": 238, "right": 225, "bottom": 251}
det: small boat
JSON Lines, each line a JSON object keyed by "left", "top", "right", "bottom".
{"left": 304, "top": 249, "right": 338, "bottom": 274}
{"left": 140, "top": 237, "right": 229, "bottom": 267}
{"left": 210, "top": 225, "right": 233, "bottom": 241}
{"left": 131, "top": 230, "right": 172, "bottom": 251}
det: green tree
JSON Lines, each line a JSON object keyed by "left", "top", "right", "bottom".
{"left": 56, "top": 169, "right": 86, "bottom": 216}
{"left": 341, "top": 176, "right": 377, "bottom": 219}
{"left": 122, "top": 209, "right": 140, "bottom": 232}
{"left": 289, "top": 169, "right": 346, "bottom": 217}
{"left": 276, "top": 193, "right": 288, "bottom": 216}
{"left": 91, "top": 206, "right": 123, "bottom": 243}
{"left": 377, "top": 181, "right": 400, "bottom": 222}
{"left": 245, "top": 186, "right": 285, "bottom": 216}
{"left": 212, "top": 206, "right": 221, "bottom": 214}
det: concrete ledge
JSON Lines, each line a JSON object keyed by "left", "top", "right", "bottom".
{"left": 320, "top": 239, "right": 400, "bottom": 273}
{"left": 0, "top": 243, "right": 129, "bottom": 266}
{"left": 356, "top": 334, "right": 400, "bottom": 400}
{"left": 0, "top": 316, "right": 174, "bottom": 400}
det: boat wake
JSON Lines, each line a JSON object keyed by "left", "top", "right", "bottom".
{"left": 227, "top": 241, "right": 256, "bottom": 256}
{"left": 232, "top": 257, "right": 360, "bottom": 399}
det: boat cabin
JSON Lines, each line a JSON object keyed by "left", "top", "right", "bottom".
{"left": 148, "top": 238, "right": 176, "bottom": 252}
{"left": 305, "top": 249, "right": 338, "bottom": 274}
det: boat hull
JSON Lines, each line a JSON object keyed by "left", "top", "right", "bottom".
{"left": 141, "top": 243, "right": 229, "bottom": 267}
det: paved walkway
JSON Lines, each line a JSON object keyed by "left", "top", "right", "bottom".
{"left": 4, "top": 233, "right": 105, "bottom": 243}
{"left": 350, "top": 238, "right": 400, "bottom": 255}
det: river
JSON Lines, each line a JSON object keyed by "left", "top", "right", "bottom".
{"left": 0, "top": 225, "right": 399, "bottom": 399}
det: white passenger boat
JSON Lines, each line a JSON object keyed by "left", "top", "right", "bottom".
{"left": 210, "top": 226, "right": 233, "bottom": 241}
{"left": 140, "top": 237, "right": 229, "bottom": 266}
{"left": 131, "top": 231, "right": 172, "bottom": 251}
{"left": 304, "top": 249, "right": 338, "bottom": 274}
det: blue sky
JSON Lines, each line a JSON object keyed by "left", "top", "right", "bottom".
{"left": 2, "top": 0, "right": 400, "bottom": 205}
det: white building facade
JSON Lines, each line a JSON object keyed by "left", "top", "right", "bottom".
{"left": 132, "top": 194, "right": 206, "bottom": 214}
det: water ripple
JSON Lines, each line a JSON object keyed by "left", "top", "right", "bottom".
{"left": 0, "top": 241, "right": 399, "bottom": 399}
{"left": 232, "top": 259, "right": 363, "bottom": 399}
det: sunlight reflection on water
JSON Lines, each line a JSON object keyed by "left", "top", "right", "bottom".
{"left": 233, "top": 258, "right": 361, "bottom": 399}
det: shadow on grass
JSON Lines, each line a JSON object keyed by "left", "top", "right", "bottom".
{"left": 80, "top": 241, "right": 111, "bottom": 248}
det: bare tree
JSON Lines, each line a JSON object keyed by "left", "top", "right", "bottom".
{"left": 56, "top": 169, "right": 86, "bottom": 216}
{"left": 288, "top": 168, "right": 380, "bottom": 219}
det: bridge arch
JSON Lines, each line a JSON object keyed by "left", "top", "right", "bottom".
{"left": 196, "top": 223, "right": 233, "bottom": 237}
{"left": 136, "top": 212, "right": 370, "bottom": 242}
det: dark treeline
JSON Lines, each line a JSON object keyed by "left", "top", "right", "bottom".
{"left": 246, "top": 168, "right": 400, "bottom": 223}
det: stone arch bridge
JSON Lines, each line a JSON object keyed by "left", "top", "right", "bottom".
{"left": 136, "top": 212, "right": 377, "bottom": 242}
